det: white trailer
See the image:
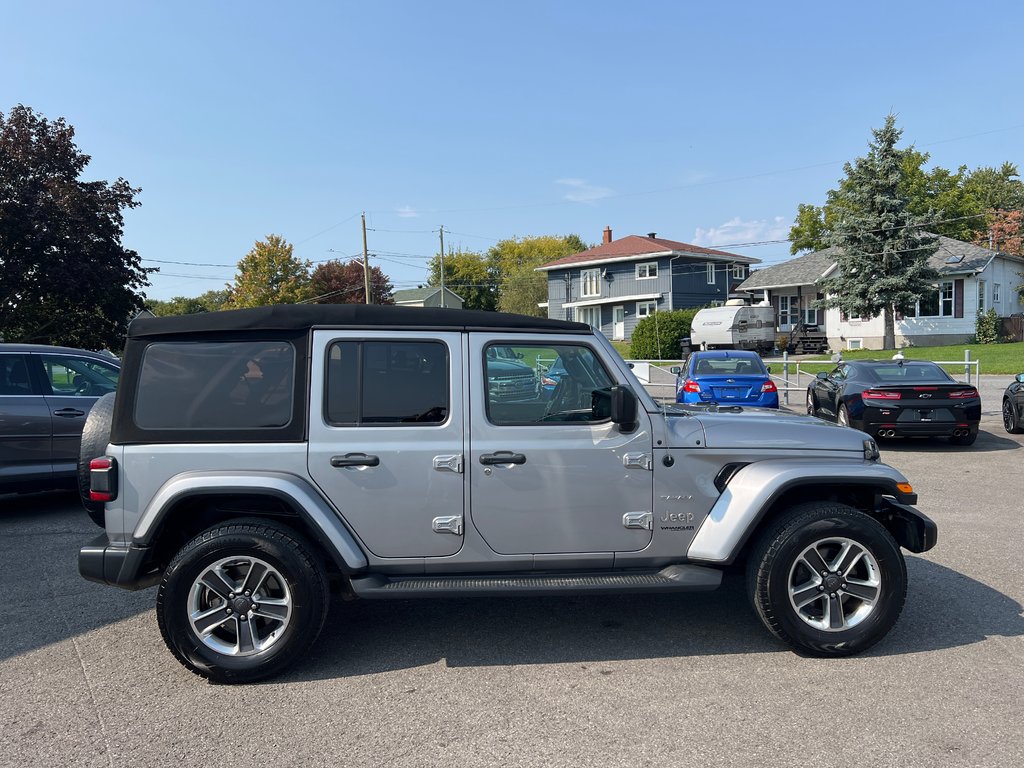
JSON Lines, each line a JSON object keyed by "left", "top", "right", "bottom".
{"left": 690, "top": 300, "right": 776, "bottom": 353}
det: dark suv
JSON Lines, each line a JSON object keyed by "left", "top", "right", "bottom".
{"left": 0, "top": 344, "right": 119, "bottom": 494}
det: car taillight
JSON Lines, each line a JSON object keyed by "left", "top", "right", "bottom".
{"left": 541, "top": 376, "right": 557, "bottom": 387}
{"left": 761, "top": 380, "right": 777, "bottom": 393}
{"left": 89, "top": 456, "right": 118, "bottom": 502}
{"left": 683, "top": 379, "right": 701, "bottom": 393}
{"left": 862, "top": 389, "right": 901, "bottom": 400}
{"left": 949, "top": 389, "right": 979, "bottom": 399}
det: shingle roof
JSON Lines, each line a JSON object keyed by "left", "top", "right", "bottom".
{"left": 736, "top": 247, "right": 840, "bottom": 291}
{"left": 393, "top": 286, "right": 465, "bottom": 303}
{"left": 737, "top": 236, "right": 1022, "bottom": 292}
{"left": 536, "top": 234, "right": 758, "bottom": 271}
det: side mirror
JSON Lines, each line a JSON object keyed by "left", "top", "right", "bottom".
{"left": 670, "top": 366, "right": 681, "bottom": 374}
{"left": 816, "top": 371, "right": 828, "bottom": 380}
{"left": 609, "top": 386, "right": 639, "bottom": 432}
{"left": 1016, "top": 373, "right": 1024, "bottom": 383}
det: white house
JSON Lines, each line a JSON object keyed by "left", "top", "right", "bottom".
{"left": 737, "top": 236, "right": 1024, "bottom": 350}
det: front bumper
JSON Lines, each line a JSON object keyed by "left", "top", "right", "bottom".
{"left": 878, "top": 498, "right": 938, "bottom": 553}
{"left": 79, "top": 534, "right": 160, "bottom": 591}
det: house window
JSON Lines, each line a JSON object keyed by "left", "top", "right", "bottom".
{"left": 709, "top": 300, "right": 725, "bottom": 307}
{"left": 636, "top": 262, "right": 658, "bottom": 280}
{"left": 847, "top": 339, "right": 863, "bottom": 351}
{"left": 977, "top": 280, "right": 986, "bottom": 313}
{"left": 637, "top": 301, "right": 657, "bottom": 318}
{"left": 732, "top": 264, "right": 745, "bottom": 280}
{"left": 919, "top": 281, "right": 954, "bottom": 317}
{"left": 577, "top": 306, "right": 601, "bottom": 330}
{"left": 706, "top": 263, "right": 715, "bottom": 284}
{"left": 994, "top": 283, "right": 1001, "bottom": 303}
{"left": 581, "top": 268, "right": 601, "bottom": 298}
{"left": 803, "top": 302, "right": 817, "bottom": 326}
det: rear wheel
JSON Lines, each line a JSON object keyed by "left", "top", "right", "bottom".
{"left": 806, "top": 390, "right": 817, "bottom": 416}
{"left": 837, "top": 403, "right": 850, "bottom": 428}
{"left": 157, "top": 520, "right": 329, "bottom": 684}
{"left": 1004, "top": 399, "right": 1023, "bottom": 434}
{"left": 746, "top": 502, "right": 907, "bottom": 656}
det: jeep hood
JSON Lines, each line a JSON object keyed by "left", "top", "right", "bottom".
{"left": 661, "top": 405, "right": 868, "bottom": 452}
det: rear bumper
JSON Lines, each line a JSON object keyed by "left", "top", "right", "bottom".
{"left": 79, "top": 534, "right": 160, "bottom": 591}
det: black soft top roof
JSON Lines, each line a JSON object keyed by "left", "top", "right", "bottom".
{"left": 128, "top": 304, "right": 591, "bottom": 338}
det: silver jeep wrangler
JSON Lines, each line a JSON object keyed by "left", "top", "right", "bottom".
{"left": 78, "top": 305, "right": 936, "bottom": 683}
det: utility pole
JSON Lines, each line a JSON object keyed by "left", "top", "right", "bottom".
{"left": 361, "top": 212, "right": 371, "bottom": 304}
{"left": 438, "top": 225, "right": 446, "bottom": 309}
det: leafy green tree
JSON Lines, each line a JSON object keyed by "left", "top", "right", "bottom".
{"left": 148, "top": 296, "right": 210, "bottom": 316}
{"left": 309, "top": 258, "right": 394, "bottom": 304}
{"left": 426, "top": 248, "right": 497, "bottom": 311}
{"left": 788, "top": 150, "right": 1024, "bottom": 254}
{"left": 820, "top": 116, "right": 939, "bottom": 350}
{"left": 491, "top": 235, "right": 587, "bottom": 316}
{"left": 629, "top": 308, "right": 701, "bottom": 360}
{"left": 226, "top": 235, "right": 312, "bottom": 308}
{"left": 196, "top": 288, "right": 230, "bottom": 310}
{"left": 0, "top": 104, "right": 149, "bottom": 347}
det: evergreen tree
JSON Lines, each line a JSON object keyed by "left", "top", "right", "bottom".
{"left": 821, "top": 115, "right": 939, "bottom": 350}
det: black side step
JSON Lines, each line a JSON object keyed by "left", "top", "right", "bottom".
{"left": 349, "top": 564, "right": 722, "bottom": 599}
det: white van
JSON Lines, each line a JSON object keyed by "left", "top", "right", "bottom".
{"left": 690, "top": 300, "right": 776, "bottom": 353}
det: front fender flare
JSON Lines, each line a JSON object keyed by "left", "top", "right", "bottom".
{"left": 686, "top": 460, "right": 914, "bottom": 564}
{"left": 132, "top": 470, "right": 368, "bottom": 573}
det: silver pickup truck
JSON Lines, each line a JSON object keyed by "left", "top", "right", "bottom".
{"left": 78, "top": 305, "right": 936, "bottom": 683}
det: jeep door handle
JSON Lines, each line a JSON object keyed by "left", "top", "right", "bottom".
{"left": 479, "top": 452, "right": 526, "bottom": 466}
{"left": 330, "top": 453, "right": 380, "bottom": 468}
{"left": 53, "top": 408, "right": 86, "bottom": 418}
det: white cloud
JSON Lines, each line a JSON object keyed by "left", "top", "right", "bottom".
{"left": 693, "top": 216, "right": 789, "bottom": 247}
{"left": 396, "top": 206, "right": 419, "bottom": 218}
{"left": 555, "top": 178, "right": 613, "bottom": 204}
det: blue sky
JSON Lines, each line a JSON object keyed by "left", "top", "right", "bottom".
{"left": 3, "top": 1, "right": 1022, "bottom": 300}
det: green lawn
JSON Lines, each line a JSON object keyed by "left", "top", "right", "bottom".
{"left": 613, "top": 339, "right": 1023, "bottom": 376}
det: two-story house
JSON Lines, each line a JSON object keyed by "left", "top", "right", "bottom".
{"left": 536, "top": 228, "right": 759, "bottom": 341}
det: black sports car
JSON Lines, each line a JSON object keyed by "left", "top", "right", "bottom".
{"left": 1003, "top": 372, "right": 1024, "bottom": 434}
{"left": 806, "top": 359, "right": 981, "bottom": 446}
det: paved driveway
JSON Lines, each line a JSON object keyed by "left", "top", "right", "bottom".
{"left": 1, "top": 376, "right": 1021, "bottom": 767}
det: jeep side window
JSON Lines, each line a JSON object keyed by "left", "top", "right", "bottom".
{"left": 135, "top": 341, "right": 295, "bottom": 429}
{"left": 325, "top": 340, "right": 449, "bottom": 426}
{"left": 485, "top": 344, "right": 614, "bottom": 426}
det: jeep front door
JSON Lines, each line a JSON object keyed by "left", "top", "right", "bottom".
{"left": 307, "top": 331, "right": 465, "bottom": 558}
{"left": 469, "top": 337, "right": 654, "bottom": 555}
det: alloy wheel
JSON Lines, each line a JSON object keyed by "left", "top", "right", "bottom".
{"left": 787, "top": 537, "right": 881, "bottom": 632}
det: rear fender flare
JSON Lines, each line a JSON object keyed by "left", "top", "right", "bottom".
{"left": 132, "top": 471, "right": 368, "bottom": 573}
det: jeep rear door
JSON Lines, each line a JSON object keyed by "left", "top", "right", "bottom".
{"left": 468, "top": 335, "right": 654, "bottom": 556}
{"left": 307, "top": 331, "right": 465, "bottom": 558}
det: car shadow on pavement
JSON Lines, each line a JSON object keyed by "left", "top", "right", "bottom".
{"left": 878, "top": 428, "right": 1021, "bottom": 454}
{"left": 278, "top": 555, "right": 1023, "bottom": 683}
{"left": 0, "top": 491, "right": 152, "bottom": 665}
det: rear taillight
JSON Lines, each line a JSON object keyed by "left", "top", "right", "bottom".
{"left": 89, "top": 456, "right": 118, "bottom": 502}
{"left": 862, "top": 389, "right": 901, "bottom": 400}
{"left": 683, "top": 379, "right": 701, "bottom": 393}
{"left": 761, "top": 380, "right": 777, "bottom": 393}
{"left": 541, "top": 376, "right": 557, "bottom": 387}
{"left": 949, "top": 389, "right": 979, "bottom": 399}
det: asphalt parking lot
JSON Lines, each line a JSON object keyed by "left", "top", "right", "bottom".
{"left": 1, "top": 375, "right": 1021, "bottom": 768}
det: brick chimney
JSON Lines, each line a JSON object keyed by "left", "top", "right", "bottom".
{"left": 603, "top": 226, "right": 612, "bottom": 244}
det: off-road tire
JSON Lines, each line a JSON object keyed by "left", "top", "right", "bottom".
{"left": 157, "top": 519, "right": 329, "bottom": 684}
{"left": 77, "top": 392, "right": 117, "bottom": 527}
{"left": 746, "top": 502, "right": 907, "bottom": 656}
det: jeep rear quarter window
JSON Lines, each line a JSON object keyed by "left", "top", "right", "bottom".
{"left": 325, "top": 340, "right": 449, "bottom": 425}
{"left": 134, "top": 341, "right": 295, "bottom": 429}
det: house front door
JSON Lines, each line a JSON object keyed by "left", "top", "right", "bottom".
{"left": 613, "top": 306, "right": 625, "bottom": 340}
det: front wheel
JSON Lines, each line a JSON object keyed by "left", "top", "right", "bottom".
{"left": 837, "top": 403, "right": 851, "bottom": 428}
{"left": 746, "top": 502, "right": 907, "bottom": 656}
{"left": 156, "top": 520, "right": 329, "bottom": 683}
{"left": 806, "top": 389, "right": 817, "bottom": 416}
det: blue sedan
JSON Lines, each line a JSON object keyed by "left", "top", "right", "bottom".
{"left": 672, "top": 350, "right": 779, "bottom": 408}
